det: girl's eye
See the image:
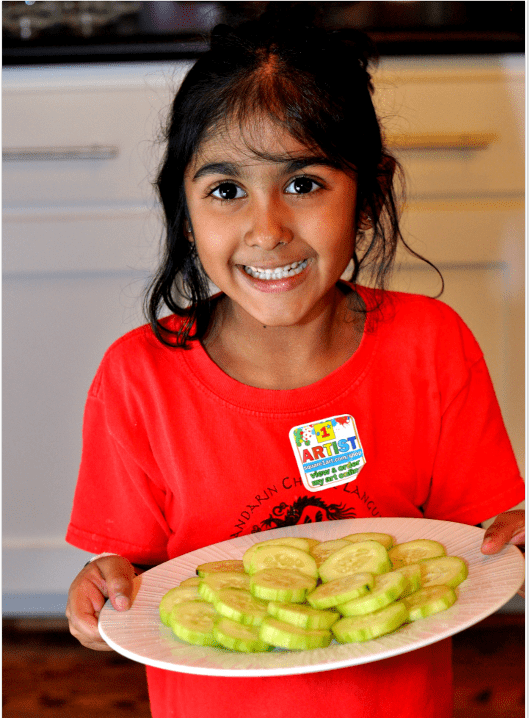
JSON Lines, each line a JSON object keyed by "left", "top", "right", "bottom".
{"left": 285, "top": 177, "right": 321, "bottom": 195}
{"left": 210, "top": 182, "right": 245, "bottom": 201}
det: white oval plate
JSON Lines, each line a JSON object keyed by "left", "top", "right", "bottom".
{"left": 99, "top": 517, "right": 524, "bottom": 677}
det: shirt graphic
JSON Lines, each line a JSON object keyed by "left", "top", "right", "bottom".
{"left": 230, "top": 477, "right": 382, "bottom": 538}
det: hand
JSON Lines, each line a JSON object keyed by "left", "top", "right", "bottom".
{"left": 481, "top": 509, "right": 525, "bottom": 597}
{"left": 65, "top": 555, "right": 135, "bottom": 651}
{"left": 480, "top": 509, "right": 525, "bottom": 555}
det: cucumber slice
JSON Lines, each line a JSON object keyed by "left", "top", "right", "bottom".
{"left": 212, "top": 588, "right": 269, "bottom": 626}
{"left": 333, "top": 602, "right": 408, "bottom": 643}
{"left": 388, "top": 540, "right": 445, "bottom": 569}
{"left": 307, "top": 572, "right": 374, "bottom": 609}
{"left": 259, "top": 616, "right": 332, "bottom": 650}
{"left": 267, "top": 601, "right": 339, "bottom": 630}
{"left": 179, "top": 576, "right": 202, "bottom": 587}
{"left": 196, "top": 560, "right": 245, "bottom": 577}
{"left": 401, "top": 584, "right": 457, "bottom": 622}
{"left": 342, "top": 532, "right": 394, "bottom": 550}
{"left": 242, "top": 537, "right": 311, "bottom": 573}
{"left": 213, "top": 617, "right": 271, "bottom": 653}
{"left": 248, "top": 545, "right": 318, "bottom": 578}
{"left": 338, "top": 571, "right": 407, "bottom": 616}
{"left": 250, "top": 568, "right": 317, "bottom": 603}
{"left": 309, "top": 539, "right": 353, "bottom": 567}
{"left": 419, "top": 556, "right": 468, "bottom": 588}
{"left": 298, "top": 537, "right": 321, "bottom": 550}
{"left": 319, "top": 540, "right": 391, "bottom": 583}
{"left": 198, "top": 571, "right": 251, "bottom": 603}
{"left": 159, "top": 585, "right": 201, "bottom": 626}
{"left": 395, "top": 563, "right": 422, "bottom": 597}
{"left": 168, "top": 600, "right": 218, "bottom": 645}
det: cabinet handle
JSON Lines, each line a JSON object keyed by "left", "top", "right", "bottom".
{"left": 2, "top": 145, "right": 119, "bottom": 162}
{"left": 386, "top": 132, "right": 497, "bottom": 151}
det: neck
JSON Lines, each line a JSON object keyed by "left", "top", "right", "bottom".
{"left": 203, "top": 285, "right": 364, "bottom": 390}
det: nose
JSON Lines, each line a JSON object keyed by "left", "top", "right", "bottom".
{"left": 244, "top": 197, "right": 294, "bottom": 249}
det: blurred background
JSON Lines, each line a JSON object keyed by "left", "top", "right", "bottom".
{"left": 3, "top": 3, "right": 525, "bottom": 716}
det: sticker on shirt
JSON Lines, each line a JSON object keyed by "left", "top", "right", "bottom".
{"left": 289, "top": 415, "right": 366, "bottom": 492}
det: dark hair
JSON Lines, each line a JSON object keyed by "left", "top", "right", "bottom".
{"left": 146, "top": 2, "right": 441, "bottom": 347}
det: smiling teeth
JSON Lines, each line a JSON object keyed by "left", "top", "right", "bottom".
{"left": 244, "top": 259, "right": 309, "bottom": 280}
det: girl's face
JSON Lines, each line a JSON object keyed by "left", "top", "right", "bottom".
{"left": 184, "top": 117, "right": 358, "bottom": 330}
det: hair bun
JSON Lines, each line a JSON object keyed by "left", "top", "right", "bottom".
{"left": 330, "top": 28, "right": 379, "bottom": 73}
{"left": 210, "top": 23, "right": 243, "bottom": 49}
{"left": 258, "top": 1, "right": 323, "bottom": 31}
{"left": 210, "top": 4, "right": 377, "bottom": 81}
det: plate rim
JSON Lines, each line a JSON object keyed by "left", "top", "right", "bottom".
{"left": 98, "top": 517, "right": 524, "bottom": 677}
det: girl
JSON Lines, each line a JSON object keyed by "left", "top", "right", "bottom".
{"left": 65, "top": 5, "right": 524, "bottom": 718}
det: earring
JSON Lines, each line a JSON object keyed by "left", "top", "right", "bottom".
{"left": 357, "top": 215, "right": 372, "bottom": 231}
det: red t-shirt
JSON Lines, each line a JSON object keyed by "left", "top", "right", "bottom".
{"left": 66, "top": 287, "right": 524, "bottom": 718}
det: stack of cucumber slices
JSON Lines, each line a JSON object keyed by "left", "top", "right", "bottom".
{"left": 159, "top": 532, "right": 468, "bottom": 652}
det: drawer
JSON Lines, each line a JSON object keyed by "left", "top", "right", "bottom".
{"left": 2, "top": 62, "right": 191, "bottom": 208}
{"left": 373, "top": 57, "right": 525, "bottom": 197}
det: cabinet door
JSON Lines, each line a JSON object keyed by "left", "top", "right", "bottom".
{"left": 2, "top": 63, "right": 178, "bottom": 611}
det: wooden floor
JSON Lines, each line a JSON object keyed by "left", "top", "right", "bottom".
{"left": 2, "top": 614, "right": 525, "bottom": 718}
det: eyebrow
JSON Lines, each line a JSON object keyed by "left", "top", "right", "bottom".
{"left": 192, "top": 155, "right": 339, "bottom": 181}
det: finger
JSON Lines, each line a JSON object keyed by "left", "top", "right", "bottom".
{"left": 66, "top": 581, "right": 114, "bottom": 651}
{"left": 481, "top": 510, "right": 525, "bottom": 554}
{"left": 69, "top": 614, "right": 114, "bottom": 651}
{"left": 93, "top": 556, "right": 136, "bottom": 611}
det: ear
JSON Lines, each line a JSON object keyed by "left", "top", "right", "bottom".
{"left": 184, "top": 216, "right": 197, "bottom": 244}
{"left": 183, "top": 205, "right": 194, "bottom": 242}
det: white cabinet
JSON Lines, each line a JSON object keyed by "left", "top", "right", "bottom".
{"left": 372, "top": 55, "right": 525, "bottom": 482}
{"left": 3, "top": 62, "right": 183, "bottom": 613}
{"left": 2, "top": 56, "right": 524, "bottom": 614}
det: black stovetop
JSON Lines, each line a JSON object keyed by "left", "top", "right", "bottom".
{"left": 3, "top": 1, "right": 525, "bottom": 66}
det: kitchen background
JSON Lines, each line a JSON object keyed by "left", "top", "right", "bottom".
{"left": 3, "top": 1, "right": 525, "bottom": 621}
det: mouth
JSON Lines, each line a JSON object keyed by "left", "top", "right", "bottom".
{"left": 242, "top": 259, "right": 309, "bottom": 281}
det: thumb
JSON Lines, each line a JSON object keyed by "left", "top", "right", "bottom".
{"left": 481, "top": 510, "right": 525, "bottom": 555}
{"left": 95, "top": 556, "right": 136, "bottom": 611}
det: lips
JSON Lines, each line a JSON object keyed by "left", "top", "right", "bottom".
{"left": 237, "top": 258, "right": 311, "bottom": 294}
{"left": 243, "top": 259, "right": 309, "bottom": 280}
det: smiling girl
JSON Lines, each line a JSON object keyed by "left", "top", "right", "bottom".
{"left": 65, "top": 5, "right": 524, "bottom": 718}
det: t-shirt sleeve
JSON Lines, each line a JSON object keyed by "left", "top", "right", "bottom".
{"left": 421, "top": 308, "right": 524, "bottom": 525}
{"left": 66, "top": 388, "right": 171, "bottom": 565}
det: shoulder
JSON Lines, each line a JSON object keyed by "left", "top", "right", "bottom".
{"left": 391, "top": 290, "right": 470, "bottom": 330}
{"left": 89, "top": 315, "right": 189, "bottom": 398}
{"left": 360, "top": 286, "right": 463, "bottom": 324}
{"left": 356, "top": 286, "right": 484, "bottom": 365}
